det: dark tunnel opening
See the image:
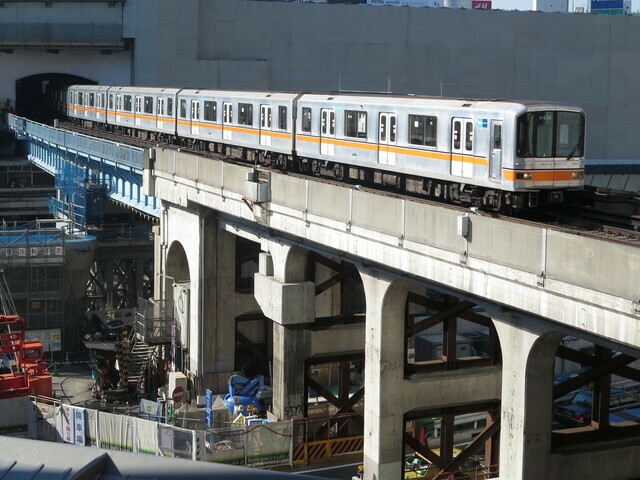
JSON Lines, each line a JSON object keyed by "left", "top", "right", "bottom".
{"left": 15, "top": 73, "right": 96, "bottom": 124}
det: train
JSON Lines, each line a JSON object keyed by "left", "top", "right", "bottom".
{"left": 61, "top": 85, "right": 586, "bottom": 211}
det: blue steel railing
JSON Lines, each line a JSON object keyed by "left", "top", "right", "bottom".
{"left": 8, "top": 114, "right": 143, "bottom": 169}
{"left": 8, "top": 114, "right": 159, "bottom": 221}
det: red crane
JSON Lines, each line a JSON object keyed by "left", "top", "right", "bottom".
{"left": 0, "top": 314, "right": 52, "bottom": 399}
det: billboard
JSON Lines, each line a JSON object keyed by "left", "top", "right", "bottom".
{"left": 591, "top": 0, "right": 623, "bottom": 14}
{"left": 472, "top": 1, "right": 491, "bottom": 8}
{"left": 25, "top": 328, "right": 61, "bottom": 352}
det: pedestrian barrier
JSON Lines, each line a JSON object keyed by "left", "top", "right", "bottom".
{"left": 293, "top": 434, "right": 364, "bottom": 464}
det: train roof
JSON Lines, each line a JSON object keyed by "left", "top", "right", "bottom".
{"left": 66, "top": 85, "right": 583, "bottom": 113}
{"left": 107, "top": 85, "right": 183, "bottom": 94}
{"left": 297, "top": 92, "right": 583, "bottom": 113}
{"left": 178, "top": 88, "right": 300, "bottom": 101}
{"left": 67, "top": 84, "right": 110, "bottom": 92}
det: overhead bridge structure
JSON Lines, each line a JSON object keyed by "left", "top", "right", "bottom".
{"left": 10, "top": 118, "right": 640, "bottom": 480}
{"left": 8, "top": 115, "right": 157, "bottom": 312}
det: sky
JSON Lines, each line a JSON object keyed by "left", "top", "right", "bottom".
{"left": 491, "top": 0, "right": 637, "bottom": 12}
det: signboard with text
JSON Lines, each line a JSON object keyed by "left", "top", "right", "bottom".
{"left": 591, "top": 0, "right": 623, "bottom": 14}
{"left": 472, "top": 1, "right": 492, "bottom": 8}
{"left": 25, "top": 328, "right": 61, "bottom": 352}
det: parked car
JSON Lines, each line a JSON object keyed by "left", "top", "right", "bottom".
{"left": 553, "top": 387, "right": 640, "bottom": 428}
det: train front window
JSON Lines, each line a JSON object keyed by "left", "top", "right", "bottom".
{"left": 556, "top": 112, "right": 584, "bottom": 158}
{"left": 517, "top": 111, "right": 584, "bottom": 158}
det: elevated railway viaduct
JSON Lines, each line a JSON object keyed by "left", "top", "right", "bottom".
{"left": 149, "top": 146, "right": 640, "bottom": 480}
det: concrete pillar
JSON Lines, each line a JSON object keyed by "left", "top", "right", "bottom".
{"left": 255, "top": 243, "right": 313, "bottom": 420}
{"left": 272, "top": 324, "right": 310, "bottom": 419}
{"left": 491, "top": 310, "right": 564, "bottom": 480}
{"left": 359, "top": 269, "right": 410, "bottom": 480}
{"left": 201, "top": 219, "right": 235, "bottom": 375}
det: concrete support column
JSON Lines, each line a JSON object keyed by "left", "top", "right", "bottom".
{"left": 256, "top": 243, "right": 314, "bottom": 420}
{"left": 491, "top": 310, "right": 564, "bottom": 480}
{"left": 272, "top": 324, "right": 310, "bottom": 420}
{"left": 359, "top": 269, "right": 410, "bottom": 480}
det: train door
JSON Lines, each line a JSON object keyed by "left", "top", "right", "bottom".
{"left": 134, "top": 96, "right": 142, "bottom": 126}
{"left": 378, "top": 113, "right": 397, "bottom": 166}
{"left": 223, "top": 102, "right": 233, "bottom": 140}
{"left": 451, "top": 117, "right": 473, "bottom": 178}
{"left": 115, "top": 95, "right": 122, "bottom": 123}
{"left": 489, "top": 120, "right": 502, "bottom": 181}
{"left": 96, "top": 94, "right": 102, "bottom": 121}
{"left": 320, "top": 108, "right": 335, "bottom": 156}
{"left": 260, "top": 105, "right": 272, "bottom": 147}
{"left": 157, "top": 98, "right": 164, "bottom": 130}
{"left": 191, "top": 100, "right": 200, "bottom": 136}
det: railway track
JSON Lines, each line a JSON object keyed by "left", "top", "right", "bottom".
{"left": 58, "top": 121, "right": 640, "bottom": 246}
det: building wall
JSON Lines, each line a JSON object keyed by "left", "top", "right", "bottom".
{"left": 1, "top": 0, "right": 638, "bottom": 163}
{"left": 0, "top": 50, "right": 130, "bottom": 109}
{"left": 123, "top": 0, "right": 640, "bottom": 163}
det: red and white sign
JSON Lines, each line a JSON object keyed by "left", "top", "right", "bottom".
{"left": 172, "top": 386, "right": 185, "bottom": 403}
{"left": 472, "top": 1, "right": 492, "bottom": 8}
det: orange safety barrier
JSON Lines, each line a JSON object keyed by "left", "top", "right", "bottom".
{"left": 293, "top": 435, "right": 364, "bottom": 464}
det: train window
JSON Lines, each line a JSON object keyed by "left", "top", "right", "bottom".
{"left": 279, "top": 106, "right": 287, "bottom": 130}
{"left": 465, "top": 121, "right": 473, "bottom": 152}
{"left": 516, "top": 111, "right": 585, "bottom": 158}
{"left": 239, "top": 103, "right": 253, "bottom": 126}
{"left": 345, "top": 110, "right": 367, "bottom": 139}
{"left": 224, "top": 103, "right": 233, "bottom": 123}
{"left": 180, "top": 99, "right": 187, "bottom": 118}
{"left": 453, "top": 121, "right": 461, "bottom": 150}
{"left": 409, "top": 115, "right": 437, "bottom": 147}
{"left": 493, "top": 124, "right": 502, "bottom": 150}
{"left": 390, "top": 116, "right": 396, "bottom": 142}
{"left": 167, "top": 98, "right": 173, "bottom": 116}
{"left": 89, "top": 93, "right": 94, "bottom": 107}
{"left": 556, "top": 112, "right": 584, "bottom": 157}
{"left": 204, "top": 101, "right": 216, "bottom": 121}
{"left": 78, "top": 92, "right": 83, "bottom": 106}
{"left": 302, "top": 107, "right": 312, "bottom": 132}
{"left": 123, "top": 95, "right": 132, "bottom": 112}
{"left": 109, "top": 94, "right": 114, "bottom": 109}
{"left": 144, "top": 96, "right": 153, "bottom": 114}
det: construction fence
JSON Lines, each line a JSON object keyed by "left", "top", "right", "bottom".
{"left": 26, "top": 396, "right": 294, "bottom": 468}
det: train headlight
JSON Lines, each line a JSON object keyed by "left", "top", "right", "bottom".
{"left": 516, "top": 172, "right": 532, "bottom": 180}
{"left": 572, "top": 172, "right": 584, "bottom": 179}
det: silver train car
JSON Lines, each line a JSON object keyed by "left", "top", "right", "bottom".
{"left": 65, "top": 85, "right": 585, "bottom": 210}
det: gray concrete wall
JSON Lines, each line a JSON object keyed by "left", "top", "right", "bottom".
{"left": 125, "top": 0, "right": 640, "bottom": 163}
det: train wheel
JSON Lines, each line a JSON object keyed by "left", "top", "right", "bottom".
{"left": 333, "top": 164, "right": 344, "bottom": 181}
{"left": 296, "top": 158, "right": 309, "bottom": 173}
{"left": 311, "top": 160, "right": 321, "bottom": 176}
